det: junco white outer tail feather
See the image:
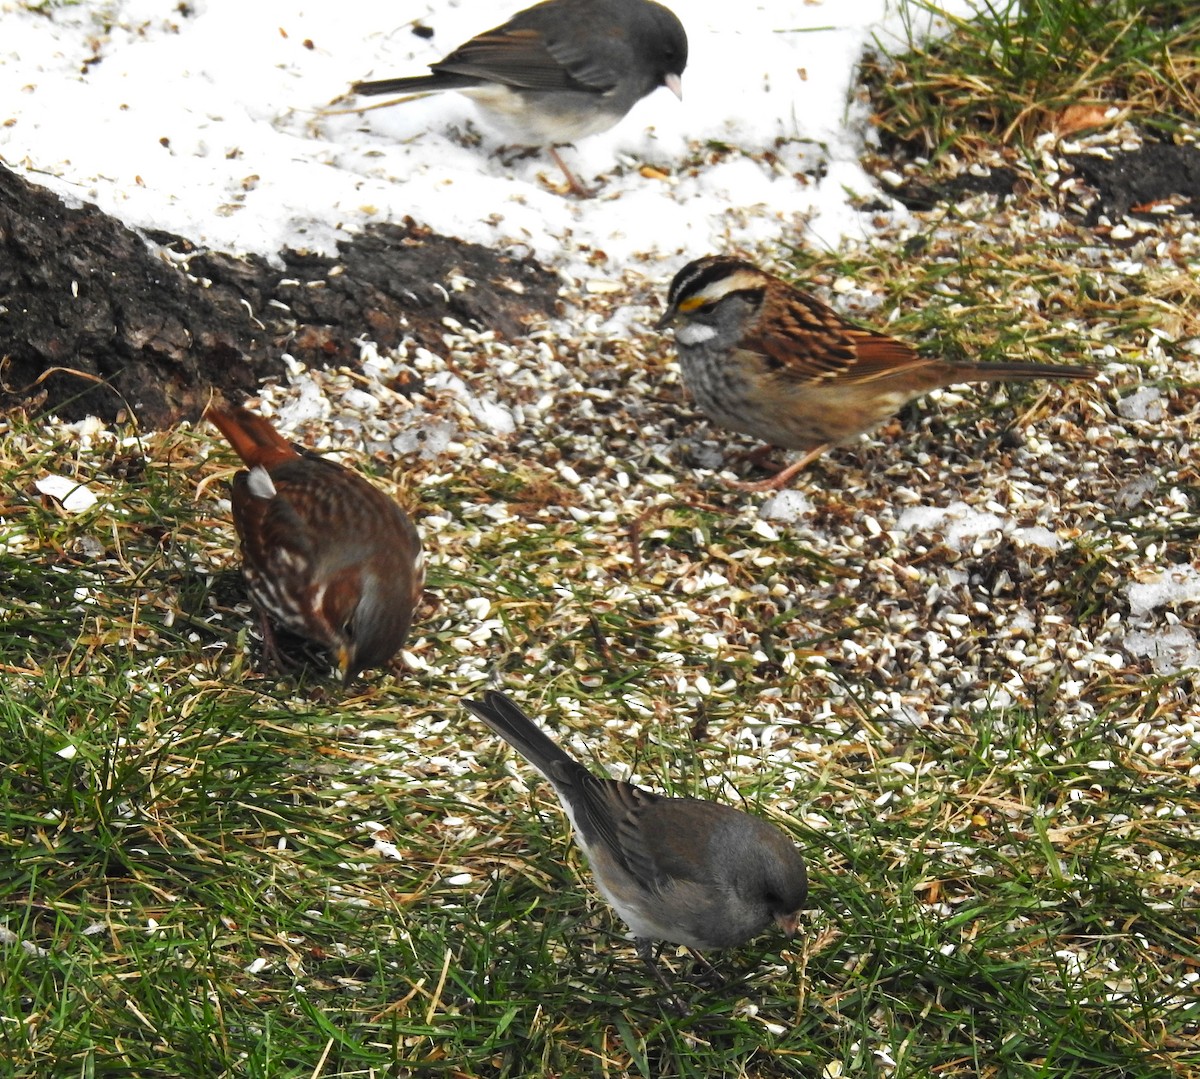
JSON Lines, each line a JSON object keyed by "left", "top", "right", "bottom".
{"left": 352, "top": 0, "right": 688, "bottom": 196}
{"left": 462, "top": 690, "right": 807, "bottom": 1009}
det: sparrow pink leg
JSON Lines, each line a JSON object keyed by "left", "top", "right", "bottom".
{"left": 727, "top": 443, "right": 831, "bottom": 492}
{"left": 256, "top": 607, "right": 290, "bottom": 673}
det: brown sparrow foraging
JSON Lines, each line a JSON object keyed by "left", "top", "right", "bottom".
{"left": 656, "top": 256, "right": 1098, "bottom": 491}
{"left": 351, "top": 0, "right": 687, "bottom": 197}
{"left": 206, "top": 403, "right": 423, "bottom": 685}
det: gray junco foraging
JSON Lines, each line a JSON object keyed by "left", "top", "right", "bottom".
{"left": 462, "top": 690, "right": 807, "bottom": 1011}
{"left": 352, "top": 0, "right": 688, "bottom": 197}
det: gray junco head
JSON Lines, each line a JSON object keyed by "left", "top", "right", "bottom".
{"left": 462, "top": 690, "right": 807, "bottom": 1010}
{"left": 352, "top": 0, "right": 688, "bottom": 196}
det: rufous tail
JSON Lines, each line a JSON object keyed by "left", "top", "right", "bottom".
{"left": 206, "top": 404, "right": 299, "bottom": 469}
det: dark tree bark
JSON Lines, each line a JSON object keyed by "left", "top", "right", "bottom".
{"left": 0, "top": 164, "right": 560, "bottom": 427}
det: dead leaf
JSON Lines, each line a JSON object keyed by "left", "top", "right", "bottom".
{"left": 1052, "top": 103, "right": 1122, "bottom": 137}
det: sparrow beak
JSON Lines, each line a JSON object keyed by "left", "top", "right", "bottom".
{"left": 654, "top": 305, "right": 677, "bottom": 332}
{"left": 663, "top": 72, "right": 683, "bottom": 101}
{"left": 774, "top": 910, "right": 800, "bottom": 937}
{"left": 337, "top": 644, "right": 356, "bottom": 687}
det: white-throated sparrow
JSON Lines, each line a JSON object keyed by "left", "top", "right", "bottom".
{"left": 352, "top": 0, "right": 688, "bottom": 197}
{"left": 656, "top": 256, "right": 1099, "bottom": 490}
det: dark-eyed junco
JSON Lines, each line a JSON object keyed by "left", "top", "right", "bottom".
{"left": 462, "top": 690, "right": 807, "bottom": 1010}
{"left": 352, "top": 0, "right": 688, "bottom": 196}
{"left": 656, "top": 256, "right": 1098, "bottom": 490}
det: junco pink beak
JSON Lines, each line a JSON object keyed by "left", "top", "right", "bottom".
{"left": 462, "top": 690, "right": 807, "bottom": 1012}
{"left": 774, "top": 910, "right": 800, "bottom": 936}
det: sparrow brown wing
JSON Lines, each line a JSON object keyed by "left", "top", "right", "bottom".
{"left": 837, "top": 326, "right": 937, "bottom": 384}
{"left": 750, "top": 286, "right": 1096, "bottom": 390}
{"left": 748, "top": 288, "right": 926, "bottom": 387}
{"left": 229, "top": 469, "right": 319, "bottom": 577}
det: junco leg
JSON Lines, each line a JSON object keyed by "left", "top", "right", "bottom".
{"left": 636, "top": 939, "right": 688, "bottom": 1016}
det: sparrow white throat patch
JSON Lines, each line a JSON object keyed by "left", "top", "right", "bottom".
{"left": 675, "top": 323, "right": 717, "bottom": 346}
{"left": 247, "top": 465, "right": 277, "bottom": 500}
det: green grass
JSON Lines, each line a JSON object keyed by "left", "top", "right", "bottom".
{"left": 4, "top": 2, "right": 1200, "bottom": 1074}
{"left": 865, "top": 0, "right": 1200, "bottom": 154}
{"left": 3, "top": 370, "right": 1198, "bottom": 1076}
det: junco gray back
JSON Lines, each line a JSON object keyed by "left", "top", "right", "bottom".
{"left": 462, "top": 690, "right": 807, "bottom": 1008}
{"left": 352, "top": 0, "right": 688, "bottom": 196}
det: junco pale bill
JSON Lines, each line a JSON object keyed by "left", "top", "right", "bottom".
{"left": 462, "top": 690, "right": 807, "bottom": 1010}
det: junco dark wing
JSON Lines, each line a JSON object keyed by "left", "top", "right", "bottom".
{"left": 462, "top": 690, "right": 807, "bottom": 1008}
